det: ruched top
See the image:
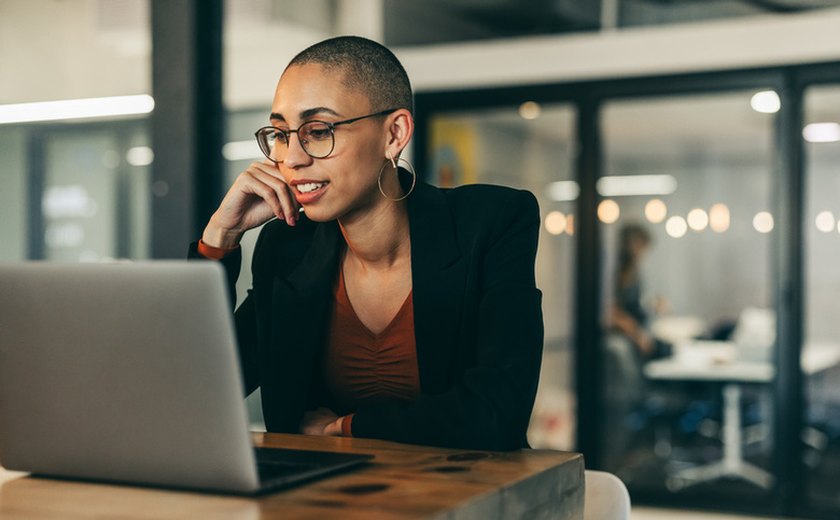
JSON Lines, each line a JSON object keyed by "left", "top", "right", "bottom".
{"left": 323, "top": 267, "right": 420, "bottom": 414}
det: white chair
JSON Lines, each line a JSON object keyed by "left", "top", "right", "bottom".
{"left": 584, "top": 470, "right": 631, "bottom": 520}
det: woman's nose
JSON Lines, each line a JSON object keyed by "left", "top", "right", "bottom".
{"left": 279, "top": 132, "right": 313, "bottom": 168}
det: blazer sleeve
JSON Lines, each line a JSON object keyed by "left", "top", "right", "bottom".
{"left": 187, "top": 239, "right": 262, "bottom": 397}
{"left": 350, "top": 190, "right": 544, "bottom": 451}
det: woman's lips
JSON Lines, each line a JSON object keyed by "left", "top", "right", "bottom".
{"left": 293, "top": 181, "right": 329, "bottom": 204}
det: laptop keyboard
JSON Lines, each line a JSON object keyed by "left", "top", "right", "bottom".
{"left": 252, "top": 446, "right": 375, "bottom": 491}
{"left": 254, "top": 447, "right": 323, "bottom": 486}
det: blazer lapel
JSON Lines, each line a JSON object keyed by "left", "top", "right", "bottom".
{"left": 408, "top": 182, "right": 467, "bottom": 395}
{"left": 267, "top": 220, "right": 342, "bottom": 429}
{"left": 273, "top": 219, "right": 342, "bottom": 336}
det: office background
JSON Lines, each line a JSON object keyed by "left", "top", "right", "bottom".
{"left": 2, "top": 1, "right": 840, "bottom": 518}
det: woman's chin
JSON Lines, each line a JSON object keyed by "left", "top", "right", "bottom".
{"left": 299, "top": 206, "right": 337, "bottom": 223}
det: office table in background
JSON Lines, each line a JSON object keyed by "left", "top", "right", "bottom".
{"left": 644, "top": 341, "right": 840, "bottom": 491}
{"left": 0, "top": 432, "right": 584, "bottom": 519}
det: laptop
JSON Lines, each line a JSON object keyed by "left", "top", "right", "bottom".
{"left": 0, "top": 262, "right": 373, "bottom": 495}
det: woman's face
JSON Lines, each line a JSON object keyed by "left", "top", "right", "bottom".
{"left": 270, "top": 63, "right": 394, "bottom": 223}
{"left": 629, "top": 237, "right": 650, "bottom": 260}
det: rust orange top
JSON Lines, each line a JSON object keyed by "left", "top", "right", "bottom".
{"left": 197, "top": 239, "right": 238, "bottom": 260}
{"left": 324, "top": 267, "right": 420, "bottom": 436}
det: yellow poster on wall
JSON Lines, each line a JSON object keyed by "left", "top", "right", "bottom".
{"left": 429, "top": 117, "right": 477, "bottom": 187}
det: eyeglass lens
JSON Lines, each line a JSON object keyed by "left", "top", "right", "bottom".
{"left": 256, "top": 122, "right": 334, "bottom": 161}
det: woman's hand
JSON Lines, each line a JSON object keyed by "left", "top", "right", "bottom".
{"left": 201, "top": 160, "right": 301, "bottom": 249}
{"left": 300, "top": 407, "right": 343, "bottom": 436}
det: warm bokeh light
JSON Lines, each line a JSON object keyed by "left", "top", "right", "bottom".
{"left": 750, "top": 90, "right": 780, "bottom": 114}
{"left": 687, "top": 208, "right": 709, "bottom": 231}
{"left": 519, "top": 101, "right": 542, "bottom": 120}
{"left": 597, "top": 199, "right": 620, "bottom": 224}
{"left": 566, "top": 214, "right": 575, "bottom": 236}
{"left": 644, "top": 199, "right": 667, "bottom": 224}
{"left": 545, "top": 211, "right": 567, "bottom": 235}
{"left": 815, "top": 211, "right": 835, "bottom": 233}
{"left": 753, "top": 211, "right": 774, "bottom": 233}
{"left": 665, "top": 216, "right": 688, "bottom": 238}
{"left": 709, "top": 203, "right": 730, "bottom": 233}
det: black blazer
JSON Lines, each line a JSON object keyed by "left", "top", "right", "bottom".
{"left": 190, "top": 179, "right": 543, "bottom": 451}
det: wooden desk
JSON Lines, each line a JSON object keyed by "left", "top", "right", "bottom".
{"left": 0, "top": 433, "right": 584, "bottom": 519}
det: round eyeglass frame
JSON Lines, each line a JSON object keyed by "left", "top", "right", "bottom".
{"left": 254, "top": 108, "right": 398, "bottom": 162}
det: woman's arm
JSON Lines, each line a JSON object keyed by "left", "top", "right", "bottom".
{"left": 608, "top": 301, "right": 654, "bottom": 357}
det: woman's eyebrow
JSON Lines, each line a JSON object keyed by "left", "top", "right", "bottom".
{"left": 300, "top": 107, "right": 342, "bottom": 119}
{"left": 269, "top": 107, "right": 342, "bottom": 123}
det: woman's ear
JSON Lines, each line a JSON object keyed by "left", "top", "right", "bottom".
{"left": 384, "top": 108, "right": 414, "bottom": 158}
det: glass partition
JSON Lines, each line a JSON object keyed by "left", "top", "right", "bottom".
{"left": 429, "top": 104, "right": 577, "bottom": 450}
{"left": 599, "top": 90, "right": 777, "bottom": 503}
{"left": 803, "top": 84, "right": 840, "bottom": 517}
{"left": 0, "top": 127, "right": 28, "bottom": 261}
{"left": 41, "top": 125, "right": 150, "bottom": 262}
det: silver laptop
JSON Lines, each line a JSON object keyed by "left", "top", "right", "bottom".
{"left": 0, "top": 262, "right": 372, "bottom": 495}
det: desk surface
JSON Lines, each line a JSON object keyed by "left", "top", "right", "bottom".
{"left": 0, "top": 433, "right": 584, "bottom": 520}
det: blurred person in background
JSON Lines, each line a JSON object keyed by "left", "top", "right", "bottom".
{"left": 609, "top": 222, "right": 671, "bottom": 361}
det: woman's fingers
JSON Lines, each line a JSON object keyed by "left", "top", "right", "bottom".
{"left": 240, "top": 170, "right": 285, "bottom": 221}
{"left": 249, "top": 161, "right": 300, "bottom": 225}
{"left": 299, "top": 408, "right": 339, "bottom": 436}
{"left": 207, "top": 161, "right": 299, "bottom": 239}
{"left": 240, "top": 164, "right": 292, "bottom": 223}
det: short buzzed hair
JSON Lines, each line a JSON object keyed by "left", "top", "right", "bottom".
{"left": 286, "top": 36, "right": 414, "bottom": 115}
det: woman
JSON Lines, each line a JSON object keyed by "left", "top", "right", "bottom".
{"left": 610, "top": 223, "right": 669, "bottom": 360}
{"left": 190, "top": 36, "right": 543, "bottom": 450}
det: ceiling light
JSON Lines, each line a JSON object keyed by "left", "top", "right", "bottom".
{"left": 566, "top": 214, "right": 575, "bottom": 236}
{"left": 665, "top": 216, "right": 687, "bottom": 238}
{"left": 753, "top": 212, "right": 774, "bottom": 234}
{"left": 687, "top": 208, "right": 709, "bottom": 231}
{"left": 519, "top": 101, "right": 541, "bottom": 120}
{"left": 546, "top": 181, "right": 579, "bottom": 202}
{"left": 222, "top": 140, "right": 263, "bottom": 161}
{"left": 750, "top": 91, "right": 780, "bottom": 114}
{"left": 596, "top": 175, "right": 677, "bottom": 197}
{"left": 645, "top": 199, "right": 668, "bottom": 224}
{"left": 0, "top": 95, "right": 154, "bottom": 124}
{"left": 597, "top": 199, "right": 620, "bottom": 224}
{"left": 803, "top": 123, "right": 840, "bottom": 143}
{"left": 709, "top": 203, "right": 730, "bottom": 233}
{"left": 545, "top": 211, "right": 567, "bottom": 235}
{"left": 815, "top": 211, "right": 835, "bottom": 233}
{"left": 126, "top": 146, "right": 154, "bottom": 166}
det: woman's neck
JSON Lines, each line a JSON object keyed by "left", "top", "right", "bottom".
{"left": 338, "top": 198, "right": 410, "bottom": 271}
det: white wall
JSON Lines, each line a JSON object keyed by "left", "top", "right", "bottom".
{"left": 397, "top": 8, "right": 840, "bottom": 92}
{"left": 0, "top": 0, "right": 150, "bottom": 104}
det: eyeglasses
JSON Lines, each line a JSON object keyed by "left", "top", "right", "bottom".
{"left": 254, "top": 108, "right": 398, "bottom": 162}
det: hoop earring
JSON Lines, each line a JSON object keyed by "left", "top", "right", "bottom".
{"left": 378, "top": 154, "right": 417, "bottom": 201}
